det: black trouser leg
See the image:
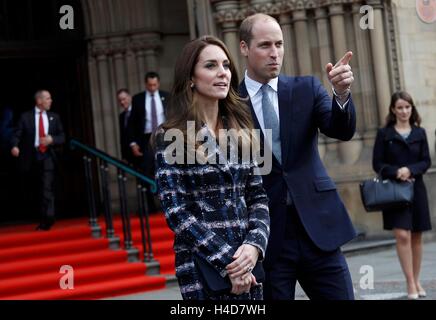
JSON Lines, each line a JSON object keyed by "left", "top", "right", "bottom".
{"left": 36, "top": 156, "right": 55, "bottom": 227}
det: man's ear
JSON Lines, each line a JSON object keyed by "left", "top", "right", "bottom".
{"left": 240, "top": 41, "right": 249, "bottom": 57}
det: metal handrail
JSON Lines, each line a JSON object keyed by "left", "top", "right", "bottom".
{"left": 70, "top": 139, "right": 156, "bottom": 192}
{"left": 70, "top": 138, "right": 157, "bottom": 263}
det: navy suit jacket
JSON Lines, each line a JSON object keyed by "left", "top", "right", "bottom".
{"left": 127, "top": 90, "right": 169, "bottom": 151}
{"left": 240, "top": 75, "right": 357, "bottom": 268}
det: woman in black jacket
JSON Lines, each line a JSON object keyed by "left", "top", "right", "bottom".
{"left": 372, "top": 91, "right": 431, "bottom": 299}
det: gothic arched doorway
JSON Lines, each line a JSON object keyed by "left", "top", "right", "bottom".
{"left": 0, "top": 0, "right": 94, "bottom": 224}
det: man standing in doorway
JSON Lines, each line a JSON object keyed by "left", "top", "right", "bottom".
{"left": 128, "top": 72, "right": 169, "bottom": 212}
{"left": 238, "top": 13, "right": 357, "bottom": 299}
{"left": 117, "top": 88, "right": 134, "bottom": 165}
{"left": 11, "top": 90, "right": 65, "bottom": 230}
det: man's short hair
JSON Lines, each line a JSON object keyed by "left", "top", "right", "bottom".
{"left": 34, "top": 90, "right": 49, "bottom": 101}
{"left": 239, "top": 13, "right": 279, "bottom": 47}
{"left": 116, "top": 88, "right": 130, "bottom": 96}
{"left": 145, "top": 71, "right": 160, "bottom": 82}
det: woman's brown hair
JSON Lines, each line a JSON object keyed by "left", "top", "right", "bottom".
{"left": 385, "top": 91, "right": 422, "bottom": 127}
{"left": 158, "top": 35, "right": 257, "bottom": 155}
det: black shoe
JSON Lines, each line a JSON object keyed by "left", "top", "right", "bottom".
{"left": 36, "top": 223, "right": 51, "bottom": 231}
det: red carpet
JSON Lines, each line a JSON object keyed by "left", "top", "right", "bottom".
{"left": 0, "top": 213, "right": 175, "bottom": 300}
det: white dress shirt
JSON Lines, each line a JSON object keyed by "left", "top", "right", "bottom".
{"left": 144, "top": 90, "right": 165, "bottom": 134}
{"left": 34, "top": 107, "right": 49, "bottom": 148}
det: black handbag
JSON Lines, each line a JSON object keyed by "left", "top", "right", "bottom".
{"left": 193, "top": 254, "right": 265, "bottom": 296}
{"left": 359, "top": 168, "right": 414, "bottom": 212}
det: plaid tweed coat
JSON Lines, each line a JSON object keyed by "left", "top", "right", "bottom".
{"left": 155, "top": 124, "right": 270, "bottom": 300}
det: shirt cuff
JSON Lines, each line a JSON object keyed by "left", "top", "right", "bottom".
{"left": 335, "top": 97, "right": 350, "bottom": 110}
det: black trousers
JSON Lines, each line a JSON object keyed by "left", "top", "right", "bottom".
{"left": 22, "top": 152, "right": 56, "bottom": 226}
{"left": 135, "top": 133, "right": 159, "bottom": 213}
{"left": 264, "top": 204, "right": 354, "bottom": 300}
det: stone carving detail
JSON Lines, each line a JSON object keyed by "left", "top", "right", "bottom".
{"left": 384, "top": 0, "right": 401, "bottom": 91}
{"left": 213, "top": 0, "right": 365, "bottom": 23}
{"left": 89, "top": 34, "right": 161, "bottom": 58}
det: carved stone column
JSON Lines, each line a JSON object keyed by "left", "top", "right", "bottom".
{"left": 87, "top": 52, "right": 104, "bottom": 151}
{"left": 314, "top": 7, "right": 332, "bottom": 161}
{"left": 292, "top": 10, "right": 312, "bottom": 75}
{"left": 91, "top": 38, "right": 118, "bottom": 156}
{"left": 125, "top": 48, "right": 140, "bottom": 95}
{"left": 110, "top": 37, "right": 128, "bottom": 91}
{"left": 213, "top": 1, "right": 242, "bottom": 75}
{"left": 130, "top": 33, "right": 161, "bottom": 91}
{"left": 145, "top": 48, "right": 158, "bottom": 72}
{"left": 367, "top": 0, "right": 392, "bottom": 125}
{"left": 328, "top": 3, "right": 362, "bottom": 165}
{"left": 188, "top": 0, "right": 218, "bottom": 38}
{"left": 329, "top": 4, "right": 347, "bottom": 62}
{"left": 130, "top": 35, "right": 147, "bottom": 89}
{"left": 279, "top": 13, "right": 296, "bottom": 76}
{"left": 352, "top": 3, "right": 379, "bottom": 143}
{"left": 314, "top": 7, "right": 332, "bottom": 89}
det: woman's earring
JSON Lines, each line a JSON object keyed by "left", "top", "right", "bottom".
{"left": 190, "top": 82, "right": 195, "bottom": 89}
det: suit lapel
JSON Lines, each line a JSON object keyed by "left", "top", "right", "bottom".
{"left": 29, "top": 109, "right": 36, "bottom": 144}
{"left": 239, "top": 81, "right": 262, "bottom": 138}
{"left": 47, "top": 112, "right": 54, "bottom": 136}
{"left": 159, "top": 90, "right": 167, "bottom": 110}
{"left": 278, "top": 75, "right": 294, "bottom": 165}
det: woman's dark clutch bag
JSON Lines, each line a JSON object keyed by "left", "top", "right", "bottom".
{"left": 193, "top": 255, "right": 265, "bottom": 295}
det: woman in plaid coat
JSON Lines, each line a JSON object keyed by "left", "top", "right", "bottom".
{"left": 154, "top": 36, "right": 270, "bottom": 300}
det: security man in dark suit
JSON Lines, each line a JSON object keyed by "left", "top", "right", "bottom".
{"left": 11, "top": 90, "right": 65, "bottom": 230}
{"left": 128, "top": 72, "right": 169, "bottom": 212}
{"left": 117, "top": 88, "right": 134, "bottom": 165}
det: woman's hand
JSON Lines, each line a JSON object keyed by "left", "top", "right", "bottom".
{"left": 229, "top": 272, "right": 252, "bottom": 295}
{"left": 397, "top": 167, "right": 411, "bottom": 181}
{"left": 226, "top": 244, "right": 259, "bottom": 279}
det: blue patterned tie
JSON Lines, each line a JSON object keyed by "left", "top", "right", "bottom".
{"left": 261, "top": 84, "right": 281, "bottom": 164}
{"left": 124, "top": 109, "right": 130, "bottom": 128}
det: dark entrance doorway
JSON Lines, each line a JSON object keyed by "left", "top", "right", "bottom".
{"left": 0, "top": 0, "right": 94, "bottom": 224}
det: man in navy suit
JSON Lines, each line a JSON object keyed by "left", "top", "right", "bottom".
{"left": 128, "top": 72, "right": 169, "bottom": 212}
{"left": 11, "top": 90, "right": 65, "bottom": 230}
{"left": 238, "top": 13, "right": 357, "bottom": 300}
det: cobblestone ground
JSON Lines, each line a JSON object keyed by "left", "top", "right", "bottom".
{"left": 295, "top": 240, "right": 436, "bottom": 300}
{"left": 110, "top": 240, "right": 436, "bottom": 300}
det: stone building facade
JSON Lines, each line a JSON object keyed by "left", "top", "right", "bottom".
{"left": 81, "top": 0, "right": 435, "bottom": 240}
{"left": 2, "top": 0, "right": 434, "bottom": 237}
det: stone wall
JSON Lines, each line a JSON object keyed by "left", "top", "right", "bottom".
{"left": 338, "top": 0, "right": 436, "bottom": 240}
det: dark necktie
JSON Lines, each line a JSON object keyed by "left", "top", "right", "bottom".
{"left": 124, "top": 109, "right": 130, "bottom": 128}
{"left": 150, "top": 93, "right": 158, "bottom": 133}
{"left": 38, "top": 111, "right": 47, "bottom": 153}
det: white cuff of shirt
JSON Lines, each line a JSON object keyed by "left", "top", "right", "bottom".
{"left": 335, "top": 97, "right": 350, "bottom": 110}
